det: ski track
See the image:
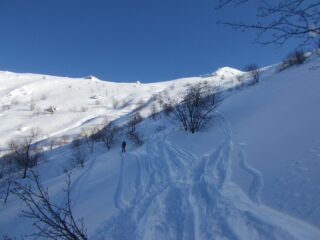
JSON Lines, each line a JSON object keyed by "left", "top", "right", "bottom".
{"left": 91, "top": 113, "right": 320, "bottom": 240}
{"left": 114, "top": 153, "right": 125, "bottom": 209}
{"left": 217, "top": 112, "right": 264, "bottom": 203}
{"left": 68, "top": 155, "right": 98, "bottom": 206}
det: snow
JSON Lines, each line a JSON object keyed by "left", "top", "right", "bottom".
{"left": 0, "top": 57, "right": 320, "bottom": 239}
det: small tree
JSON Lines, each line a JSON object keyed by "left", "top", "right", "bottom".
{"left": 7, "top": 128, "right": 42, "bottom": 178}
{"left": 12, "top": 170, "right": 87, "bottom": 240}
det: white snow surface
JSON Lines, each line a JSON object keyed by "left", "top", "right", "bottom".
{"left": 0, "top": 59, "right": 320, "bottom": 239}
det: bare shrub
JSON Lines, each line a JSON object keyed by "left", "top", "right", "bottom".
{"left": 172, "top": 83, "right": 219, "bottom": 134}
{"left": 48, "top": 138, "right": 56, "bottom": 151}
{"left": 71, "top": 138, "right": 86, "bottom": 167}
{"left": 7, "top": 128, "right": 42, "bottom": 178}
{"left": 128, "top": 112, "right": 143, "bottom": 133}
{"left": 45, "top": 106, "right": 57, "bottom": 114}
{"left": 127, "top": 131, "right": 144, "bottom": 146}
{"left": 244, "top": 64, "right": 260, "bottom": 83}
{"left": 81, "top": 127, "right": 101, "bottom": 153}
{"left": 163, "top": 102, "right": 174, "bottom": 117}
{"left": 236, "top": 74, "right": 243, "bottom": 82}
{"left": 12, "top": 170, "right": 88, "bottom": 240}
{"left": 279, "top": 49, "right": 307, "bottom": 71}
{"left": 150, "top": 104, "right": 159, "bottom": 120}
{"left": 100, "top": 122, "right": 118, "bottom": 150}
{"left": 126, "top": 112, "right": 144, "bottom": 146}
{"left": 112, "top": 98, "right": 120, "bottom": 109}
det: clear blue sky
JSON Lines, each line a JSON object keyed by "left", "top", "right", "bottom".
{"left": 0, "top": 0, "right": 299, "bottom": 82}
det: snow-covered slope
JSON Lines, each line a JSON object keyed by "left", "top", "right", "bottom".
{"left": 0, "top": 68, "right": 242, "bottom": 149}
{"left": 0, "top": 57, "right": 320, "bottom": 239}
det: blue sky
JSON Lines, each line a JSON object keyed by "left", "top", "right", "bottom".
{"left": 0, "top": 0, "right": 300, "bottom": 82}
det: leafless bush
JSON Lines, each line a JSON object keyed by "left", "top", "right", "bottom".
{"left": 48, "top": 138, "right": 56, "bottom": 151}
{"left": 45, "top": 106, "right": 57, "bottom": 114}
{"left": 150, "top": 104, "right": 159, "bottom": 120}
{"left": 279, "top": 49, "right": 307, "bottom": 71}
{"left": 7, "top": 128, "right": 42, "bottom": 178}
{"left": 135, "top": 99, "right": 145, "bottom": 111}
{"left": 100, "top": 122, "right": 118, "bottom": 150}
{"left": 236, "top": 74, "right": 244, "bottom": 82}
{"left": 172, "top": 83, "right": 219, "bottom": 133}
{"left": 162, "top": 102, "right": 174, "bottom": 117}
{"left": 127, "top": 131, "right": 144, "bottom": 146}
{"left": 71, "top": 138, "right": 87, "bottom": 167}
{"left": 126, "top": 112, "right": 144, "bottom": 146}
{"left": 12, "top": 170, "right": 88, "bottom": 240}
{"left": 244, "top": 64, "right": 260, "bottom": 83}
{"left": 112, "top": 98, "right": 120, "bottom": 109}
{"left": 127, "top": 112, "right": 143, "bottom": 133}
{"left": 81, "top": 127, "right": 101, "bottom": 153}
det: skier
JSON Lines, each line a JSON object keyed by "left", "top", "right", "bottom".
{"left": 121, "top": 140, "right": 126, "bottom": 153}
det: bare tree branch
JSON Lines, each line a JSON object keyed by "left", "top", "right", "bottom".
{"left": 12, "top": 170, "right": 87, "bottom": 240}
{"left": 217, "top": 0, "right": 320, "bottom": 47}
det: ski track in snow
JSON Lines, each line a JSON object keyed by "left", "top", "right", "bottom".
{"left": 67, "top": 155, "right": 98, "bottom": 206}
{"left": 89, "top": 112, "right": 320, "bottom": 240}
{"left": 217, "top": 112, "right": 264, "bottom": 204}
{"left": 114, "top": 153, "right": 125, "bottom": 209}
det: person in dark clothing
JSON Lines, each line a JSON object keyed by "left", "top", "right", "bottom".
{"left": 121, "top": 141, "right": 126, "bottom": 153}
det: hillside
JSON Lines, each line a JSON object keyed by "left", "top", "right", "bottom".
{"left": 0, "top": 56, "right": 320, "bottom": 240}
